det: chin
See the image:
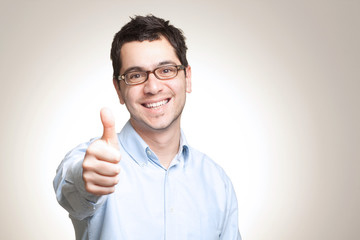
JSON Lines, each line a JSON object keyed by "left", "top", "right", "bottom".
{"left": 143, "top": 115, "right": 181, "bottom": 132}
{"left": 131, "top": 109, "right": 183, "bottom": 133}
{"left": 146, "top": 121, "right": 174, "bottom": 131}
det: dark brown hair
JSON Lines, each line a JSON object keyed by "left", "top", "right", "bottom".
{"left": 110, "top": 15, "right": 188, "bottom": 78}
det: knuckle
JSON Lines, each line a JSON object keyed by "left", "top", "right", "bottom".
{"left": 82, "top": 160, "right": 91, "bottom": 170}
{"left": 108, "top": 187, "right": 115, "bottom": 194}
{"left": 82, "top": 160, "right": 96, "bottom": 172}
{"left": 84, "top": 183, "right": 94, "bottom": 194}
{"left": 111, "top": 177, "right": 119, "bottom": 186}
{"left": 86, "top": 145, "right": 96, "bottom": 156}
{"left": 82, "top": 171, "right": 92, "bottom": 183}
{"left": 113, "top": 176, "right": 120, "bottom": 185}
{"left": 114, "top": 153, "right": 121, "bottom": 162}
{"left": 86, "top": 140, "right": 103, "bottom": 155}
{"left": 114, "top": 166, "right": 121, "bottom": 174}
{"left": 104, "top": 177, "right": 116, "bottom": 187}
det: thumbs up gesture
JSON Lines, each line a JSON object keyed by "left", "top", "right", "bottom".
{"left": 82, "top": 108, "right": 121, "bottom": 195}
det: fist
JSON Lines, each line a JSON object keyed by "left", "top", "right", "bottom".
{"left": 82, "top": 108, "right": 121, "bottom": 195}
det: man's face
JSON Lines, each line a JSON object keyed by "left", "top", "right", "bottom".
{"left": 114, "top": 36, "right": 192, "bottom": 133}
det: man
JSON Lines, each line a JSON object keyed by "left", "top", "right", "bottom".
{"left": 54, "top": 15, "right": 241, "bottom": 240}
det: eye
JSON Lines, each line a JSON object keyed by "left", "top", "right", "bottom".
{"left": 159, "top": 66, "right": 176, "bottom": 75}
{"left": 128, "top": 72, "right": 143, "bottom": 79}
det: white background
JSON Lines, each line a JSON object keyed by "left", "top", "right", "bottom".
{"left": 1, "top": 0, "right": 359, "bottom": 239}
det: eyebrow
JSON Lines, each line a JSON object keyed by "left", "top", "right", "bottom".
{"left": 122, "top": 60, "right": 178, "bottom": 74}
{"left": 158, "top": 60, "right": 177, "bottom": 66}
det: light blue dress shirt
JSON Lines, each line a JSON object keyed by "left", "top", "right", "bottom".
{"left": 54, "top": 121, "right": 241, "bottom": 240}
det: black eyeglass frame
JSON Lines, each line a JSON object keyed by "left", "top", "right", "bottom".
{"left": 117, "top": 65, "right": 185, "bottom": 86}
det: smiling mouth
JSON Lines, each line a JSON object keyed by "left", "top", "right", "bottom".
{"left": 143, "top": 99, "right": 170, "bottom": 109}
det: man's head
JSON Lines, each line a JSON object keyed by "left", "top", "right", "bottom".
{"left": 110, "top": 15, "right": 188, "bottom": 79}
{"left": 110, "top": 15, "right": 192, "bottom": 133}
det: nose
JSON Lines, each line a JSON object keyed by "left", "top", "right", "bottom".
{"left": 143, "top": 72, "right": 162, "bottom": 95}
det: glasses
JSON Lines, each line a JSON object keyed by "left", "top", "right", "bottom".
{"left": 118, "top": 65, "right": 185, "bottom": 85}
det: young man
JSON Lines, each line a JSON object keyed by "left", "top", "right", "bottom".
{"left": 54, "top": 15, "right": 241, "bottom": 240}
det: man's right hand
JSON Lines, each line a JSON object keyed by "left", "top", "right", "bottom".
{"left": 82, "top": 108, "right": 121, "bottom": 196}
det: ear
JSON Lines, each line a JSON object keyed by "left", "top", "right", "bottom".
{"left": 113, "top": 78, "right": 125, "bottom": 105}
{"left": 185, "top": 65, "right": 192, "bottom": 93}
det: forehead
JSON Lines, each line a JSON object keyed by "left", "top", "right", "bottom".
{"left": 120, "top": 37, "right": 180, "bottom": 72}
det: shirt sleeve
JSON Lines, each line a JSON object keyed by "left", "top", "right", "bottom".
{"left": 220, "top": 174, "right": 242, "bottom": 240}
{"left": 53, "top": 140, "right": 107, "bottom": 220}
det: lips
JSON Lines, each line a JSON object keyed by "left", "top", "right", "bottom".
{"left": 143, "top": 99, "right": 169, "bottom": 109}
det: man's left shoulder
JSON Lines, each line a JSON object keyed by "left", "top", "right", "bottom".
{"left": 187, "top": 146, "right": 230, "bottom": 180}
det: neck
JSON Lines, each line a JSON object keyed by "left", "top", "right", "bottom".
{"left": 131, "top": 120, "right": 181, "bottom": 169}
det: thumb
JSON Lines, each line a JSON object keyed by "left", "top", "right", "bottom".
{"left": 100, "top": 107, "right": 119, "bottom": 149}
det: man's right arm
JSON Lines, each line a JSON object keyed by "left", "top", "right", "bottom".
{"left": 53, "top": 108, "right": 121, "bottom": 220}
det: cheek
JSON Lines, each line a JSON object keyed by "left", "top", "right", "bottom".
{"left": 175, "top": 81, "right": 188, "bottom": 95}
{"left": 168, "top": 78, "right": 186, "bottom": 90}
{"left": 118, "top": 89, "right": 125, "bottom": 105}
{"left": 121, "top": 88, "right": 140, "bottom": 107}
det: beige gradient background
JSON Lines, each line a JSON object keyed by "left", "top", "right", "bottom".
{"left": 1, "top": 0, "right": 359, "bottom": 239}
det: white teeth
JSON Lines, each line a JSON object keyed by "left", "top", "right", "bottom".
{"left": 145, "top": 99, "right": 169, "bottom": 109}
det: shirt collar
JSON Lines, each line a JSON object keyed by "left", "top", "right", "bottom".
{"left": 119, "top": 121, "right": 190, "bottom": 167}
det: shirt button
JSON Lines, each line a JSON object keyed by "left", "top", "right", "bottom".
{"left": 170, "top": 207, "right": 174, "bottom": 213}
